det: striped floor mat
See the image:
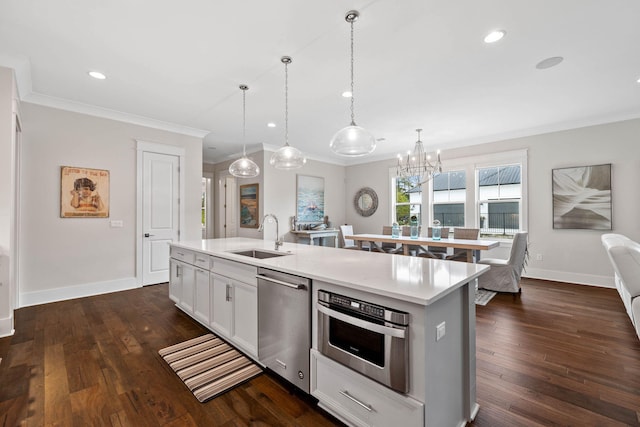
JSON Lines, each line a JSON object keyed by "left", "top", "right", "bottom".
{"left": 475, "top": 288, "right": 497, "bottom": 306}
{"left": 159, "top": 334, "right": 262, "bottom": 402}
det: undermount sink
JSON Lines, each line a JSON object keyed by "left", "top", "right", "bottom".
{"left": 230, "top": 249, "right": 290, "bottom": 259}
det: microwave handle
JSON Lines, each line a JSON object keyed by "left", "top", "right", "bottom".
{"left": 316, "top": 303, "right": 406, "bottom": 338}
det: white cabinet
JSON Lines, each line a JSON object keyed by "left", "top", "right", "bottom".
{"left": 211, "top": 272, "right": 233, "bottom": 337}
{"left": 210, "top": 258, "right": 258, "bottom": 358}
{"left": 230, "top": 280, "right": 257, "bottom": 355}
{"left": 193, "top": 267, "right": 210, "bottom": 324}
{"left": 311, "top": 350, "right": 424, "bottom": 427}
{"left": 169, "top": 259, "right": 181, "bottom": 303}
{"left": 170, "top": 259, "right": 195, "bottom": 313}
{"left": 169, "top": 247, "right": 202, "bottom": 316}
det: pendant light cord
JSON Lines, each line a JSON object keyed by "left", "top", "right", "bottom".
{"left": 284, "top": 60, "right": 289, "bottom": 147}
{"left": 349, "top": 18, "right": 356, "bottom": 126}
{"left": 242, "top": 87, "right": 247, "bottom": 156}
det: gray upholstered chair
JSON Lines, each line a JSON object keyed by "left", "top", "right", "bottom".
{"left": 445, "top": 228, "right": 480, "bottom": 262}
{"left": 477, "top": 232, "right": 528, "bottom": 293}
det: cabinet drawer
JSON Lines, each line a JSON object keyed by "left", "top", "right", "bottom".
{"left": 311, "top": 350, "right": 423, "bottom": 427}
{"left": 194, "top": 253, "right": 211, "bottom": 270}
{"left": 211, "top": 257, "right": 257, "bottom": 285}
{"left": 170, "top": 247, "right": 195, "bottom": 264}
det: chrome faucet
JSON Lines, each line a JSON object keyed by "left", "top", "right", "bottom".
{"left": 258, "top": 213, "right": 283, "bottom": 250}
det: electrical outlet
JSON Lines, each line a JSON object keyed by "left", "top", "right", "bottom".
{"left": 536, "top": 253, "right": 543, "bottom": 261}
{"left": 436, "top": 321, "right": 446, "bottom": 341}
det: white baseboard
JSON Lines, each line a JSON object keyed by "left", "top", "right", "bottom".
{"left": 19, "top": 277, "right": 140, "bottom": 308}
{"left": 0, "top": 314, "right": 15, "bottom": 338}
{"left": 523, "top": 267, "right": 615, "bottom": 288}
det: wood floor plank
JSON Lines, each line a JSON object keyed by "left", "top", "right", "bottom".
{"left": 2, "top": 278, "right": 640, "bottom": 426}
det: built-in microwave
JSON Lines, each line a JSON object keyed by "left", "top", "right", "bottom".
{"left": 317, "top": 289, "right": 410, "bottom": 393}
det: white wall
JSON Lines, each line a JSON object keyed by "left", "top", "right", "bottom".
{"left": 346, "top": 118, "right": 640, "bottom": 287}
{"left": 19, "top": 103, "right": 203, "bottom": 305}
{"left": 262, "top": 151, "right": 346, "bottom": 244}
{"left": 208, "top": 151, "right": 346, "bottom": 245}
{"left": 0, "top": 67, "right": 17, "bottom": 336}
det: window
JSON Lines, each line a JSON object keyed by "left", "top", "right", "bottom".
{"left": 392, "top": 176, "right": 422, "bottom": 225}
{"left": 392, "top": 149, "right": 527, "bottom": 239}
{"left": 433, "top": 170, "right": 466, "bottom": 227}
{"left": 477, "top": 165, "right": 522, "bottom": 238}
{"left": 201, "top": 177, "right": 207, "bottom": 230}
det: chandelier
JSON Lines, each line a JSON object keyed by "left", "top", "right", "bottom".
{"left": 396, "top": 129, "right": 442, "bottom": 187}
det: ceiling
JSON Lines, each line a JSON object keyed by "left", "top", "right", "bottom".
{"left": 2, "top": 0, "right": 639, "bottom": 166}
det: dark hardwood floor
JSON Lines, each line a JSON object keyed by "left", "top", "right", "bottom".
{"left": 1, "top": 278, "right": 639, "bottom": 426}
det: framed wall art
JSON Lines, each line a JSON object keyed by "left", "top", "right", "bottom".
{"left": 552, "top": 163, "right": 612, "bottom": 230}
{"left": 60, "top": 166, "right": 110, "bottom": 218}
{"left": 296, "top": 175, "right": 325, "bottom": 223}
{"left": 239, "top": 183, "right": 259, "bottom": 228}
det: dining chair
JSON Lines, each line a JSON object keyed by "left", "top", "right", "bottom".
{"left": 417, "top": 227, "right": 450, "bottom": 259}
{"left": 371, "top": 226, "right": 403, "bottom": 254}
{"left": 339, "top": 225, "right": 370, "bottom": 250}
{"left": 444, "top": 228, "right": 480, "bottom": 262}
{"left": 477, "top": 232, "right": 528, "bottom": 293}
{"left": 401, "top": 225, "right": 423, "bottom": 256}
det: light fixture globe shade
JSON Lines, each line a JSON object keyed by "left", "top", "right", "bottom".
{"left": 329, "top": 124, "right": 376, "bottom": 157}
{"left": 229, "top": 156, "right": 260, "bottom": 178}
{"left": 270, "top": 145, "right": 307, "bottom": 170}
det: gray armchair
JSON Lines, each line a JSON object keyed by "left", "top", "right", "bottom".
{"left": 477, "top": 232, "right": 528, "bottom": 293}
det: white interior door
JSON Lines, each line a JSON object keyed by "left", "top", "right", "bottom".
{"left": 216, "top": 172, "right": 237, "bottom": 238}
{"left": 226, "top": 176, "right": 238, "bottom": 237}
{"left": 142, "top": 151, "right": 180, "bottom": 285}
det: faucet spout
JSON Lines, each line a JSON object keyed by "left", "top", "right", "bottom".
{"left": 259, "top": 214, "right": 283, "bottom": 250}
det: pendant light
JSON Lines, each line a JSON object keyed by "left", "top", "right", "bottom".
{"left": 270, "top": 56, "right": 306, "bottom": 170}
{"left": 229, "top": 84, "right": 260, "bottom": 178}
{"left": 329, "top": 10, "right": 376, "bottom": 157}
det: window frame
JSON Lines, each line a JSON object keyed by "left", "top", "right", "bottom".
{"left": 428, "top": 149, "right": 528, "bottom": 241}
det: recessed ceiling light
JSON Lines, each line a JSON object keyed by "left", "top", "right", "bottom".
{"left": 341, "top": 91, "right": 352, "bottom": 98}
{"left": 637, "top": 76, "right": 640, "bottom": 83}
{"left": 484, "top": 30, "right": 506, "bottom": 44}
{"left": 88, "top": 71, "right": 106, "bottom": 80}
{"left": 536, "top": 56, "right": 564, "bottom": 70}
{"left": 267, "top": 122, "right": 276, "bottom": 128}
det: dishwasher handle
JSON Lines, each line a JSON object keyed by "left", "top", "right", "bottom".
{"left": 256, "top": 274, "right": 306, "bottom": 290}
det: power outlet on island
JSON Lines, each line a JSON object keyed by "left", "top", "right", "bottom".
{"left": 436, "top": 321, "right": 446, "bottom": 341}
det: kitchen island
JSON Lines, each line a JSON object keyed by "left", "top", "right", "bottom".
{"left": 169, "top": 237, "right": 489, "bottom": 427}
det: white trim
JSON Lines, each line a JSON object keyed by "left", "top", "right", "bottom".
{"left": 135, "top": 140, "right": 186, "bottom": 286}
{"left": 23, "top": 92, "right": 209, "bottom": 138}
{"left": 523, "top": 268, "right": 614, "bottom": 288}
{"left": 0, "top": 315, "right": 15, "bottom": 338}
{"left": 19, "top": 277, "right": 139, "bottom": 308}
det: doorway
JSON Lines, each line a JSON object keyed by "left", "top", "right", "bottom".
{"left": 136, "top": 141, "right": 185, "bottom": 286}
{"left": 216, "top": 172, "right": 237, "bottom": 238}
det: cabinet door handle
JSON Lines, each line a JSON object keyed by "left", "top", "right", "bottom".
{"left": 176, "top": 265, "right": 180, "bottom": 278}
{"left": 339, "top": 390, "right": 373, "bottom": 412}
{"left": 225, "top": 284, "right": 231, "bottom": 302}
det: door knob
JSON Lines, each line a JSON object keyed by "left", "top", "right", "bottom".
{"left": 144, "top": 233, "right": 155, "bottom": 237}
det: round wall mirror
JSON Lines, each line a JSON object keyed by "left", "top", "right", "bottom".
{"left": 354, "top": 187, "right": 378, "bottom": 217}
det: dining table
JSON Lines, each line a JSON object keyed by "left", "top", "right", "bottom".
{"left": 344, "top": 233, "right": 500, "bottom": 262}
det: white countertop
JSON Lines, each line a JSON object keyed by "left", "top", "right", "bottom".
{"left": 172, "top": 238, "right": 489, "bottom": 306}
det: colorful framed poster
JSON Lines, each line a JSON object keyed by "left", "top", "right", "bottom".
{"left": 239, "top": 183, "right": 259, "bottom": 228}
{"left": 296, "top": 175, "right": 325, "bottom": 223}
{"left": 60, "top": 166, "right": 110, "bottom": 218}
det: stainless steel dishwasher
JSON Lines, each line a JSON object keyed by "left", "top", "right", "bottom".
{"left": 257, "top": 267, "right": 311, "bottom": 393}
